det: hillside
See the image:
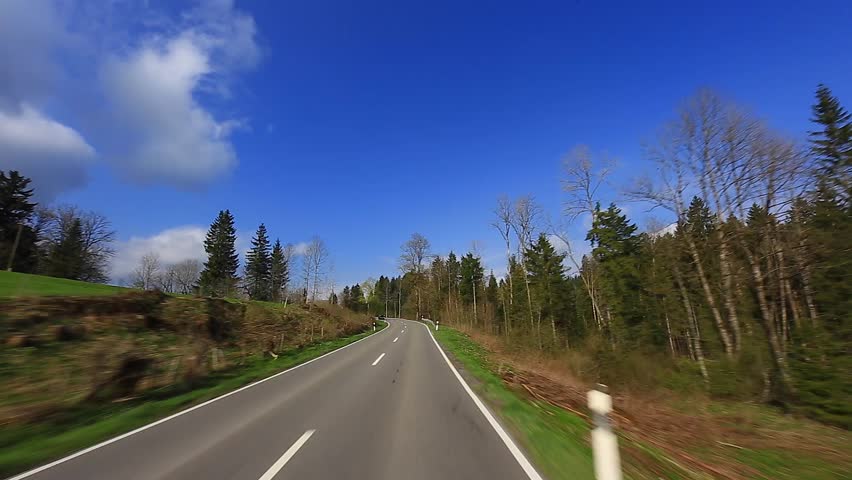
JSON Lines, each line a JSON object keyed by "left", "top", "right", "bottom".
{"left": 0, "top": 279, "right": 376, "bottom": 475}
{"left": 0, "top": 270, "right": 133, "bottom": 297}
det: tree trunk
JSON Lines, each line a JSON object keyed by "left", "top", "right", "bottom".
{"left": 717, "top": 233, "right": 742, "bottom": 353}
{"left": 674, "top": 265, "right": 709, "bottom": 382}
{"left": 664, "top": 308, "right": 675, "bottom": 357}
{"left": 685, "top": 235, "right": 735, "bottom": 357}
{"left": 472, "top": 278, "right": 478, "bottom": 327}
{"left": 743, "top": 247, "right": 794, "bottom": 394}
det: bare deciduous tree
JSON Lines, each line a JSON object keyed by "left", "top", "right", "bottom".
{"left": 400, "top": 233, "right": 431, "bottom": 320}
{"left": 556, "top": 146, "right": 614, "bottom": 333}
{"left": 133, "top": 252, "right": 161, "bottom": 290}
{"left": 303, "top": 236, "right": 329, "bottom": 304}
{"left": 492, "top": 195, "right": 514, "bottom": 314}
{"left": 628, "top": 89, "right": 806, "bottom": 390}
{"left": 173, "top": 259, "right": 201, "bottom": 294}
{"left": 41, "top": 205, "right": 116, "bottom": 283}
{"left": 508, "top": 195, "right": 541, "bottom": 347}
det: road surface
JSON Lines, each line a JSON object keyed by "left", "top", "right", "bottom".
{"left": 10, "top": 319, "right": 542, "bottom": 480}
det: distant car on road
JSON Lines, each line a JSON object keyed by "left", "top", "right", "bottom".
{"left": 378, "top": 314, "right": 386, "bottom": 320}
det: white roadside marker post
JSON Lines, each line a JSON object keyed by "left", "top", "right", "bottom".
{"left": 436, "top": 320, "right": 439, "bottom": 331}
{"left": 373, "top": 321, "right": 376, "bottom": 332}
{"left": 588, "top": 385, "right": 622, "bottom": 480}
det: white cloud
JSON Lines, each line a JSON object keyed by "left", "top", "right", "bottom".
{"left": 0, "top": 0, "right": 262, "bottom": 196}
{"left": 0, "top": 104, "right": 95, "bottom": 200}
{"left": 111, "top": 225, "right": 207, "bottom": 280}
{"left": 292, "top": 242, "right": 310, "bottom": 255}
{"left": 102, "top": 34, "right": 239, "bottom": 186}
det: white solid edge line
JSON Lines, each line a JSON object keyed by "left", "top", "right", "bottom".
{"left": 6, "top": 322, "right": 391, "bottom": 480}
{"left": 371, "top": 352, "right": 386, "bottom": 366}
{"left": 257, "top": 429, "right": 316, "bottom": 480}
{"left": 393, "top": 337, "right": 399, "bottom": 343}
{"left": 418, "top": 322, "right": 544, "bottom": 480}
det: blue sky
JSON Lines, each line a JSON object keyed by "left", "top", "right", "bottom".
{"left": 2, "top": 0, "right": 851, "bottom": 287}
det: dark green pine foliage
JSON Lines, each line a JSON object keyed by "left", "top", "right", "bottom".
{"left": 446, "top": 252, "right": 461, "bottom": 296}
{"left": 270, "top": 239, "right": 289, "bottom": 302}
{"left": 341, "top": 286, "right": 351, "bottom": 309}
{"left": 525, "top": 234, "right": 571, "bottom": 344}
{"left": 459, "top": 253, "right": 484, "bottom": 305}
{"left": 245, "top": 223, "right": 272, "bottom": 300}
{"left": 0, "top": 171, "right": 39, "bottom": 272}
{"left": 199, "top": 210, "right": 240, "bottom": 297}
{"left": 46, "top": 219, "right": 85, "bottom": 279}
{"left": 587, "top": 203, "right": 644, "bottom": 344}
{"left": 809, "top": 84, "right": 852, "bottom": 201}
{"left": 485, "top": 272, "right": 499, "bottom": 314}
{"left": 789, "top": 189, "right": 852, "bottom": 426}
{"left": 507, "top": 255, "right": 530, "bottom": 329}
{"left": 680, "top": 196, "right": 715, "bottom": 240}
{"left": 349, "top": 284, "right": 364, "bottom": 311}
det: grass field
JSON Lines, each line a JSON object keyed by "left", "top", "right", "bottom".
{"left": 0, "top": 271, "right": 132, "bottom": 297}
{"left": 0, "top": 321, "right": 388, "bottom": 477}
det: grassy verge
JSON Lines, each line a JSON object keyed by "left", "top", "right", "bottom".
{"left": 0, "top": 270, "right": 133, "bottom": 297}
{"left": 431, "top": 326, "right": 851, "bottom": 480}
{"left": 430, "top": 326, "right": 595, "bottom": 480}
{"left": 0, "top": 321, "right": 387, "bottom": 477}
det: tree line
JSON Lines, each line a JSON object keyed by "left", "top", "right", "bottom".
{"left": 0, "top": 173, "right": 334, "bottom": 304}
{"left": 0, "top": 173, "right": 116, "bottom": 282}
{"left": 137, "top": 210, "right": 332, "bottom": 304}
{"left": 351, "top": 86, "right": 851, "bottom": 427}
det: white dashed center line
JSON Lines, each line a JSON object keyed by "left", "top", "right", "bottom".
{"left": 258, "top": 429, "right": 315, "bottom": 480}
{"left": 372, "top": 353, "right": 386, "bottom": 366}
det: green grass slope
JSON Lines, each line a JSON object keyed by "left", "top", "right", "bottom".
{"left": 0, "top": 271, "right": 132, "bottom": 297}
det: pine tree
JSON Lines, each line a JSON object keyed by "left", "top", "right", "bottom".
{"left": 587, "top": 203, "right": 644, "bottom": 344}
{"left": 0, "top": 170, "right": 39, "bottom": 272}
{"left": 809, "top": 84, "right": 852, "bottom": 202}
{"left": 460, "top": 252, "right": 484, "bottom": 325}
{"left": 341, "top": 286, "right": 351, "bottom": 308}
{"left": 245, "top": 223, "right": 272, "bottom": 300}
{"left": 270, "top": 239, "right": 289, "bottom": 302}
{"left": 199, "top": 210, "right": 239, "bottom": 297}
{"left": 459, "top": 253, "right": 484, "bottom": 305}
{"left": 525, "top": 234, "right": 570, "bottom": 345}
{"left": 47, "top": 219, "right": 85, "bottom": 279}
{"left": 680, "top": 196, "right": 715, "bottom": 240}
{"left": 349, "top": 284, "right": 364, "bottom": 311}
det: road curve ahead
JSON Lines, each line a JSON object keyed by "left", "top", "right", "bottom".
{"left": 10, "top": 319, "right": 543, "bottom": 480}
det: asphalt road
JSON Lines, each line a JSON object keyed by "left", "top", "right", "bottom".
{"left": 11, "top": 319, "right": 542, "bottom": 480}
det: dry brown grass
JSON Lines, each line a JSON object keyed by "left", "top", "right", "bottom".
{"left": 0, "top": 294, "right": 372, "bottom": 426}
{"left": 463, "top": 328, "right": 851, "bottom": 480}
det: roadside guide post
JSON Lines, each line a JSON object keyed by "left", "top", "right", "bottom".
{"left": 436, "top": 320, "right": 439, "bottom": 331}
{"left": 588, "top": 384, "right": 622, "bottom": 480}
{"left": 373, "top": 321, "right": 376, "bottom": 332}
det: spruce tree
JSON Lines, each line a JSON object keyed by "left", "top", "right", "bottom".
{"left": 341, "top": 286, "right": 351, "bottom": 309}
{"left": 525, "top": 234, "right": 570, "bottom": 344}
{"left": 459, "top": 253, "right": 484, "bottom": 305}
{"left": 0, "top": 170, "right": 39, "bottom": 272}
{"left": 245, "top": 223, "right": 272, "bottom": 300}
{"left": 270, "top": 239, "right": 289, "bottom": 302}
{"left": 349, "top": 284, "right": 363, "bottom": 311}
{"left": 587, "top": 203, "right": 644, "bottom": 343}
{"left": 809, "top": 84, "right": 852, "bottom": 202}
{"left": 199, "top": 210, "right": 239, "bottom": 297}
